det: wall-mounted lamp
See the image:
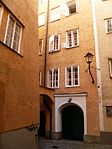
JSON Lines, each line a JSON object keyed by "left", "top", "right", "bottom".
{"left": 85, "top": 52, "right": 95, "bottom": 83}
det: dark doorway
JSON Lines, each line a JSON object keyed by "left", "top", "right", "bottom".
{"left": 62, "top": 105, "right": 84, "bottom": 141}
{"left": 38, "top": 111, "right": 46, "bottom": 137}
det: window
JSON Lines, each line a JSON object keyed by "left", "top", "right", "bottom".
{"left": 39, "top": 0, "right": 45, "bottom": 4}
{"left": 65, "top": 65, "right": 79, "bottom": 87}
{"left": 4, "top": 15, "right": 22, "bottom": 53}
{"left": 38, "top": 13, "right": 45, "bottom": 26}
{"left": 106, "top": 106, "right": 112, "bottom": 116}
{"left": 0, "top": 3, "right": 4, "bottom": 26}
{"left": 39, "top": 71, "right": 42, "bottom": 86}
{"left": 49, "top": 34, "right": 60, "bottom": 52}
{"left": 105, "top": 18, "right": 112, "bottom": 33}
{"left": 48, "top": 68, "right": 59, "bottom": 88}
{"left": 66, "top": 29, "right": 79, "bottom": 48}
{"left": 50, "top": 7, "right": 60, "bottom": 22}
{"left": 61, "top": 0, "right": 78, "bottom": 16}
{"left": 39, "top": 39, "right": 43, "bottom": 54}
{"left": 108, "top": 59, "right": 112, "bottom": 77}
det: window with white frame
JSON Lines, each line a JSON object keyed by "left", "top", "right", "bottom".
{"left": 61, "top": 0, "right": 78, "bottom": 16}
{"left": 39, "top": 0, "right": 45, "bottom": 4}
{"left": 48, "top": 68, "right": 59, "bottom": 88}
{"left": 66, "top": 29, "right": 79, "bottom": 48}
{"left": 65, "top": 65, "right": 79, "bottom": 87}
{"left": 4, "top": 15, "right": 22, "bottom": 52}
{"left": 49, "top": 34, "right": 60, "bottom": 52}
{"left": 38, "top": 13, "right": 45, "bottom": 26}
{"left": 50, "top": 7, "right": 60, "bottom": 22}
{"left": 39, "top": 39, "right": 43, "bottom": 54}
{"left": 0, "top": 3, "right": 4, "bottom": 26}
{"left": 105, "top": 18, "right": 112, "bottom": 33}
{"left": 108, "top": 59, "right": 112, "bottom": 78}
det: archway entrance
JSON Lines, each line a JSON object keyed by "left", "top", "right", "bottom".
{"left": 39, "top": 94, "right": 53, "bottom": 139}
{"left": 62, "top": 105, "right": 84, "bottom": 141}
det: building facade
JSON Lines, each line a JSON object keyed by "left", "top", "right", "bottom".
{"left": 91, "top": 0, "right": 112, "bottom": 144}
{"left": 38, "top": 0, "right": 100, "bottom": 143}
{"left": 0, "top": 0, "right": 40, "bottom": 148}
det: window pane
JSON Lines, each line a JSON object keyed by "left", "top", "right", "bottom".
{"left": 73, "top": 30, "right": 78, "bottom": 46}
{"left": 5, "top": 17, "right": 14, "bottom": 47}
{"left": 107, "top": 19, "right": 112, "bottom": 33}
{"left": 67, "top": 67, "right": 72, "bottom": 85}
{"left": 73, "top": 66, "right": 78, "bottom": 85}
{"left": 67, "top": 31, "right": 72, "bottom": 47}
{"left": 54, "top": 35, "right": 59, "bottom": 51}
{"left": 13, "top": 23, "right": 21, "bottom": 51}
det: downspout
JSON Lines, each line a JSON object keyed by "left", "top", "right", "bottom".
{"left": 91, "top": 0, "right": 104, "bottom": 131}
{"left": 44, "top": 0, "right": 49, "bottom": 87}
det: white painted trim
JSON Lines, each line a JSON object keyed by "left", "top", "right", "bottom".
{"left": 54, "top": 93, "right": 87, "bottom": 135}
{"left": 47, "top": 67, "right": 60, "bottom": 88}
{"left": 50, "top": 6, "right": 60, "bottom": 22}
{"left": 65, "top": 65, "right": 80, "bottom": 87}
{"left": 4, "top": 14, "right": 10, "bottom": 44}
{"left": 4, "top": 14, "right": 22, "bottom": 53}
{"left": 0, "top": 3, "right": 4, "bottom": 27}
{"left": 91, "top": 0, "right": 104, "bottom": 131}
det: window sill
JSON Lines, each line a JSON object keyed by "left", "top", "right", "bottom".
{"left": 38, "top": 24, "right": 45, "bottom": 27}
{"left": 65, "top": 12, "right": 78, "bottom": 17}
{"left": 50, "top": 18, "right": 60, "bottom": 23}
{"left": 47, "top": 86, "right": 59, "bottom": 89}
{"left": 39, "top": 53, "right": 43, "bottom": 56}
{"left": 106, "top": 31, "right": 112, "bottom": 34}
{"left": 48, "top": 50, "right": 60, "bottom": 54}
{"left": 65, "top": 85, "right": 80, "bottom": 88}
{"left": 65, "top": 45, "right": 79, "bottom": 49}
{"left": 0, "top": 41, "right": 23, "bottom": 57}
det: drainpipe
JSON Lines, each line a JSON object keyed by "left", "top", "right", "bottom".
{"left": 91, "top": 0, "right": 104, "bottom": 131}
{"left": 44, "top": 0, "right": 49, "bottom": 87}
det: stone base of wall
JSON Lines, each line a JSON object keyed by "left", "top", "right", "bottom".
{"left": 84, "top": 135, "right": 100, "bottom": 144}
{"left": 0, "top": 127, "right": 37, "bottom": 149}
{"left": 100, "top": 131, "right": 112, "bottom": 145}
{"left": 51, "top": 132, "right": 62, "bottom": 140}
{"left": 50, "top": 132, "right": 100, "bottom": 144}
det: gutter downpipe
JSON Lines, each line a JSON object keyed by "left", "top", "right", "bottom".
{"left": 91, "top": 0, "right": 104, "bottom": 131}
{"left": 44, "top": 0, "right": 49, "bottom": 87}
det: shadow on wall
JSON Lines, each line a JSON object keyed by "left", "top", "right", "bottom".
{"left": 0, "top": 128, "right": 38, "bottom": 149}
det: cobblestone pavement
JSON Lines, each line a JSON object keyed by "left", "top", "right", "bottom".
{"left": 38, "top": 139, "right": 112, "bottom": 149}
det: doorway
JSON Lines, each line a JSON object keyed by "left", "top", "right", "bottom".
{"left": 62, "top": 105, "right": 84, "bottom": 141}
{"left": 38, "top": 111, "right": 46, "bottom": 137}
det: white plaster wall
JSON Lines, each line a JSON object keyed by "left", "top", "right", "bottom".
{"left": 54, "top": 93, "right": 87, "bottom": 135}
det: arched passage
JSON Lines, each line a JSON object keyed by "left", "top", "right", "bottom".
{"left": 62, "top": 104, "right": 84, "bottom": 141}
{"left": 38, "top": 94, "right": 53, "bottom": 139}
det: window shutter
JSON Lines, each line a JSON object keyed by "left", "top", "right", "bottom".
{"left": 58, "top": 34, "right": 60, "bottom": 50}
{"left": 76, "top": 0, "right": 79, "bottom": 12}
{"left": 49, "top": 35, "right": 54, "bottom": 51}
{"left": 61, "top": 3, "right": 69, "bottom": 16}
